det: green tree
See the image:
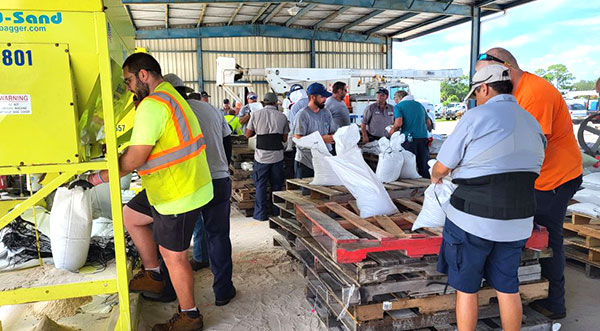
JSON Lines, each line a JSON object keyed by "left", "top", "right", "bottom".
{"left": 441, "top": 75, "right": 469, "bottom": 103}
{"left": 535, "top": 64, "right": 574, "bottom": 90}
{"left": 572, "top": 80, "right": 596, "bottom": 91}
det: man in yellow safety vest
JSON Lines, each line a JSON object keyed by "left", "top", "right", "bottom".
{"left": 86, "top": 53, "right": 215, "bottom": 330}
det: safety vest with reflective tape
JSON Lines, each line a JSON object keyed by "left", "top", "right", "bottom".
{"left": 137, "top": 82, "right": 213, "bottom": 206}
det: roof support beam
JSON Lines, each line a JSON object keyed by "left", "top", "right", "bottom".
{"left": 122, "top": 0, "right": 501, "bottom": 17}
{"left": 165, "top": 4, "right": 169, "bottom": 29}
{"left": 196, "top": 3, "right": 206, "bottom": 27}
{"left": 251, "top": 3, "right": 271, "bottom": 24}
{"left": 314, "top": 6, "right": 350, "bottom": 30}
{"left": 135, "top": 24, "right": 387, "bottom": 44}
{"left": 125, "top": 5, "right": 137, "bottom": 30}
{"left": 364, "top": 13, "right": 418, "bottom": 35}
{"left": 227, "top": 3, "right": 243, "bottom": 25}
{"left": 339, "top": 9, "right": 384, "bottom": 33}
{"left": 444, "top": 0, "right": 454, "bottom": 11}
{"left": 285, "top": 4, "right": 317, "bottom": 27}
{"left": 263, "top": 3, "right": 285, "bottom": 23}
{"left": 390, "top": 15, "right": 449, "bottom": 36}
{"left": 469, "top": 6, "right": 481, "bottom": 79}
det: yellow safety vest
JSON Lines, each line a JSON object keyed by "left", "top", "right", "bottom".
{"left": 137, "top": 84, "right": 212, "bottom": 206}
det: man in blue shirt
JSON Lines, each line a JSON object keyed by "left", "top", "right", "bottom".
{"left": 390, "top": 91, "right": 432, "bottom": 178}
{"left": 431, "top": 64, "right": 546, "bottom": 331}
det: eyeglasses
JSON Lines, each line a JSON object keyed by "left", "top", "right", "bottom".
{"left": 123, "top": 72, "right": 138, "bottom": 86}
{"left": 478, "top": 53, "right": 511, "bottom": 67}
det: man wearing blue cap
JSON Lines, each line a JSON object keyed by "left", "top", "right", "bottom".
{"left": 361, "top": 88, "right": 394, "bottom": 144}
{"left": 238, "top": 92, "right": 258, "bottom": 132}
{"left": 293, "top": 83, "right": 335, "bottom": 179}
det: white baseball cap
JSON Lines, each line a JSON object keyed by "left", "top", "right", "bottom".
{"left": 464, "top": 64, "right": 511, "bottom": 101}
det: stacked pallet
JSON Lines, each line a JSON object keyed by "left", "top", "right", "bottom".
{"left": 270, "top": 178, "right": 552, "bottom": 331}
{"left": 563, "top": 212, "right": 600, "bottom": 278}
{"left": 230, "top": 147, "right": 256, "bottom": 216}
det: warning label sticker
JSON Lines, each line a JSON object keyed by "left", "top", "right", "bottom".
{"left": 0, "top": 94, "right": 32, "bottom": 115}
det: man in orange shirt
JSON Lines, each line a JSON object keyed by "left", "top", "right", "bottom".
{"left": 477, "top": 48, "right": 582, "bottom": 320}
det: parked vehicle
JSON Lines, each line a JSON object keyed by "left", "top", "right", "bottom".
{"left": 567, "top": 100, "right": 587, "bottom": 124}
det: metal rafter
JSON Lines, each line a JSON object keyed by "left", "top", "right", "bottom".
{"left": 125, "top": 5, "right": 137, "bottom": 30}
{"left": 444, "top": 0, "right": 454, "bottom": 11}
{"left": 263, "top": 2, "right": 285, "bottom": 23}
{"left": 165, "top": 4, "right": 169, "bottom": 29}
{"left": 252, "top": 3, "right": 271, "bottom": 24}
{"left": 285, "top": 3, "right": 317, "bottom": 27}
{"left": 122, "top": 0, "right": 502, "bottom": 17}
{"left": 339, "top": 9, "right": 384, "bottom": 32}
{"left": 228, "top": 3, "right": 243, "bottom": 25}
{"left": 196, "top": 3, "right": 206, "bottom": 27}
{"left": 390, "top": 15, "right": 449, "bottom": 37}
{"left": 364, "top": 13, "right": 418, "bottom": 35}
{"left": 314, "top": 6, "right": 350, "bottom": 30}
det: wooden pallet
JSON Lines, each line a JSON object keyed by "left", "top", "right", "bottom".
{"left": 563, "top": 215, "right": 600, "bottom": 277}
{"left": 570, "top": 211, "right": 600, "bottom": 225}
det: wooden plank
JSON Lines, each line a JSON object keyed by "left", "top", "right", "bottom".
{"left": 373, "top": 215, "right": 409, "bottom": 238}
{"left": 324, "top": 202, "right": 394, "bottom": 240}
{"left": 394, "top": 198, "right": 423, "bottom": 213}
{"left": 348, "top": 200, "right": 360, "bottom": 214}
{"left": 296, "top": 204, "right": 359, "bottom": 242}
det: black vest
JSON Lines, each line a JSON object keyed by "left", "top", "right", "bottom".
{"left": 256, "top": 133, "right": 284, "bottom": 151}
{"left": 450, "top": 172, "right": 538, "bottom": 220}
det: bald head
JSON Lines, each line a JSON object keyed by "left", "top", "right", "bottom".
{"left": 476, "top": 47, "right": 521, "bottom": 72}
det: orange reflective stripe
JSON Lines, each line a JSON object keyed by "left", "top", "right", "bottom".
{"left": 146, "top": 95, "right": 185, "bottom": 144}
{"left": 138, "top": 144, "right": 206, "bottom": 176}
{"left": 147, "top": 133, "right": 204, "bottom": 161}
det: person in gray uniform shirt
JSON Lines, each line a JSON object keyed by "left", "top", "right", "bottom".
{"left": 325, "top": 81, "right": 351, "bottom": 131}
{"left": 245, "top": 92, "right": 289, "bottom": 221}
{"left": 238, "top": 92, "right": 258, "bottom": 132}
{"left": 288, "top": 84, "right": 309, "bottom": 132}
{"left": 164, "top": 74, "right": 237, "bottom": 307}
{"left": 293, "top": 83, "right": 335, "bottom": 180}
{"left": 361, "top": 87, "right": 394, "bottom": 144}
{"left": 431, "top": 65, "right": 546, "bottom": 331}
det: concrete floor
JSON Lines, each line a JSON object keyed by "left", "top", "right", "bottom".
{"left": 561, "top": 264, "right": 600, "bottom": 331}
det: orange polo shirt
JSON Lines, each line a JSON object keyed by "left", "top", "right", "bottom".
{"left": 514, "top": 72, "right": 582, "bottom": 191}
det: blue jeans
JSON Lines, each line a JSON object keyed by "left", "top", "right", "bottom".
{"left": 534, "top": 175, "right": 581, "bottom": 313}
{"left": 192, "top": 214, "right": 208, "bottom": 263}
{"left": 253, "top": 160, "right": 285, "bottom": 221}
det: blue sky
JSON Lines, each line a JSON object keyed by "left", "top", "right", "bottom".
{"left": 392, "top": 0, "right": 600, "bottom": 83}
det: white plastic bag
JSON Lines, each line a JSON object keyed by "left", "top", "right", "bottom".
{"left": 573, "top": 188, "right": 600, "bottom": 206}
{"left": 326, "top": 125, "right": 398, "bottom": 218}
{"left": 567, "top": 202, "right": 600, "bottom": 218}
{"left": 412, "top": 177, "right": 457, "bottom": 231}
{"left": 582, "top": 173, "right": 600, "bottom": 191}
{"left": 293, "top": 132, "right": 342, "bottom": 186}
{"left": 400, "top": 150, "right": 421, "bottom": 179}
{"left": 333, "top": 124, "right": 360, "bottom": 155}
{"left": 50, "top": 187, "right": 93, "bottom": 271}
{"left": 376, "top": 134, "right": 404, "bottom": 183}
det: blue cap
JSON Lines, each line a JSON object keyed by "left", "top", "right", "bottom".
{"left": 376, "top": 87, "right": 389, "bottom": 96}
{"left": 290, "top": 84, "right": 304, "bottom": 93}
{"left": 306, "top": 83, "right": 332, "bottom": 98}
{"left": 247, "top": 92, "right": 258, "bottom": 100}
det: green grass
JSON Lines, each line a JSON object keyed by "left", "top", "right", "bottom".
{"left": 435, "top": 118, "right": 458, "bottom": 122}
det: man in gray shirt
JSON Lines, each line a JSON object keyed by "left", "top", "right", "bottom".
{"left": 361, "top": 87, "right": 394, "bottom": 144}
{"left": 325, "top": 81, "right": 351, "bottom": 131}
{"left": 288, "top": 84, "right": 308, "bottom": 132}
{"left": 164, "top": 74, "right": 237, "bottom": 306}
{"left": 293, "top": 83, "right": 335, "bottom": 180}
{"left": 245, "top": 93, "right": 289, "bottom": 221}
{"left": 238, "top": 92, "right": 258, "bottom": 132}
{"left": 431, "top": 65, "right": 545, "bottom": 331}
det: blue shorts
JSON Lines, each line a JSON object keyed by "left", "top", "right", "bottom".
{"left": 437, "top": 218, "right": 527, "bottom": 294}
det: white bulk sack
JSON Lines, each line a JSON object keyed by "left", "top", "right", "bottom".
{"left": 293, "top": 132, "right": 342, "bottom": 186}
{"left": 582, "top": 173, "right": 600, "bottom": 191}
{"left": 327, "top": 125, "right": 398, "bottom": 218}
{"left": 400, "top": 150, "right": 421, "bottom": 179}
{"left": 376, "top": 133, "right": 405, "bottom": 183}
{"left": 412, "top": 177, "right": 457, "bottom": 231}
{"left": 50, "top": 187, "right": 93, "bottom": 271}
{"left": 573, "top": 188, "right": 600, "bottom": 206}
{"left": 567, "top": 202, "right": 600, "bottom": 218}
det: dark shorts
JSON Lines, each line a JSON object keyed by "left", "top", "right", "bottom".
{"left": 437, "top": 218, "right": 527, "bottom": 294}
{"left": 126, "top": 190, "right": 202, "bottom": 252}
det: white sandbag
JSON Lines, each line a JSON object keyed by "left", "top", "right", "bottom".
{"left": 333, "top": 124, "right": 361, "bottom": 155}
{"left": 248, "top": 135, "right": 257, "bottom": 151}
{"left": 582, "top": 173, "right": 600, "bottom": 191}
{"left": 400, "top": 150, "right": 421, "bottom": 179}
{"left": 294, "top": 132, "right": 342, "bottom": 186}
{"left": 412, "top": 177, "right": 457, "bottom": 231}
{"left": 567, "top": 202, "right": 600, "bottom": 218}
{"left": 573, "top": 188, "right": 600, "bottom": 205}
{"left": 327, "top": 128, "right": 398, "bottom": 218}
{"left": 50, "top": 187, "right": 93, "bottom": 272}
{"left": 376, "top": 134, "right": 404, "bottom": 183}
{"left": 91, "top": 217, "right": 114, "bottom": 237}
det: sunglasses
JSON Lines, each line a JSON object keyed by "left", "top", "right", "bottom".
{"left": 478, "top": 53, "right": 511, "bottom": 67}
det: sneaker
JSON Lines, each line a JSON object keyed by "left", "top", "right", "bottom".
{"left": 215, "top": 286, "right": 236, "bottom": 306}
{"left": 529, "top": 301, "right": 567, "bottom": 320}
{"left": 190, "top": 259, "right": 210, "bottom": 271}
{"left": 152, "top": 309, "right": 203, "bottom": 331}
{"left": 129, "top": 269, "right": 164, "bottom": 299}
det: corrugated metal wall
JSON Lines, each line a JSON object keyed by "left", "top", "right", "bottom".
{"left": 135, "top": 37, "right": 387, "bottom": 107}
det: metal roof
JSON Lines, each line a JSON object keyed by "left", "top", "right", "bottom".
{"left": 123, "top": 0, "right": 537, "bottom": 43}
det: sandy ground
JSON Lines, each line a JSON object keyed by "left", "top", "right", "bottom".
{"left": 137, "top": 208, "right": 325, "bottom": 331}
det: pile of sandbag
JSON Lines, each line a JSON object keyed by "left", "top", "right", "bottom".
{"left": 568, "top": 173, "right": 600, "bottom": 218}
{"left": 374, "top": 133, "right": 420, "bottom": 182}
{"left": 294, "top": 125, "right": 398, "bottom": 218}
